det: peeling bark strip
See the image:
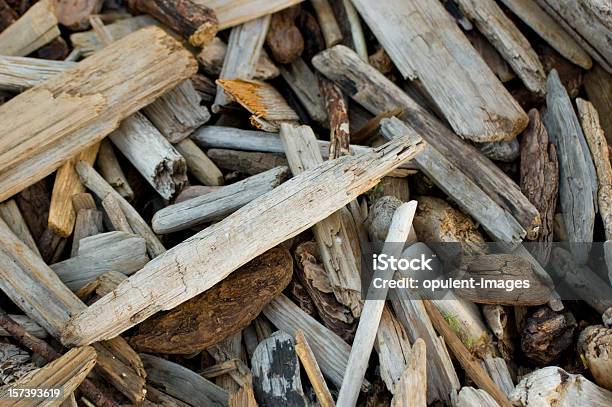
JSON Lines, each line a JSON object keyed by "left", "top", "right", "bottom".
{"left": 61, "top": 134, "right": 424, "bottom": 346}
{"left": 0, "top": 26, "right": 197, "bottom": 202}
{"left": 312, "top": 45, "right": 539, "bottom": 237}
{"left": 351, "top": 0, "right": 528, "bottom": 142}
{"left": 128, "top": 0, "right": 218, "bottom": 47}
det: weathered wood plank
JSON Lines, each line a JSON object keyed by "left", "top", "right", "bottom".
{"left": 0, "top": 56, "right": 72, "bottom": 92}
{"left": 0, "top": 199, "right": 40, "bottom": 256}
{"left": 0, "top": 0, "right": 59, "bottom": 57}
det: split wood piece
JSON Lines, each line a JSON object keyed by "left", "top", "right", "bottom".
{"left": 390, "top": 339, "right": 427, "bottom": 407}
{"left": 535, "top": 0, "right": 612, "bottom": 73}
{"left": 265, "top": 6, "right": 303, "bottom": 64}
{"left": 310, "top": 0, "right": 342, "bottom": 47}
{"left": 520, "top": 109, "right": 558, "bottom": 266}
{"left": 294, "top": 329, "right": 335, "bottom": 407}
{"left": 76, "top": 161, "right": 166, "bottom": 257}
{"left": 336, "top": 0, "right": 367, "bottom": 59}
{"left": 173, "top": 139, "right": 224, "bottom": 185}
{"left": 217, "top": 79, "right": 299, "bottom": 131}
{"left": 454, "top": 0, "right": 546, "bottom": 94}
{"left": 378, "top": 178, "right": 410, "bottom": 202}
{"left": 62, "top": 133, "right": 423, "bottom": 346}
{"left": 208, "top": 149, "right": 289, "bottom": 176}
{"left": 207, "top": 334, "right": 248, "bottom": 393}
{"left": 0, "top": 347, "right": 96, "bottom": 406}
{"left": 0, "top": 56, "right": 73, "bottom": 92}
{"left": 423, "top": 300, "right": 512, "bottom": 407}
{"left": 0, "top": 343, "right": 37, "bottom": 385}
{"left": 279, "top": 57, "right": 327, "bottom": 126}
{"left": 143, "top": 80, "right": 211, "bottom": 144}
{"left": 455, "top": 387, "right": 500, "bottom": 407}
{"left": 101, "top": 194, "right": 133, "bottom": 234}
{"left": 499, "top": 0, "right": 591, "bottom": 69}
{"left": 313, "top": 45, "right": 539, "bottom": 237}
{"left": 351, "top": 0, "right": 527, "bottom": 142}
{"left": 584, "top": 65, "right": 612, "bottom": 145}
{"left": 320, "top": 78, "right": 349, "bottom": 159}
{"left": 483, "top": 357, "right": 514, "bottom": 397}
{"left": 0, "top": 199, "right": 40, "bottom": 256}
{"left": 96, "top": 140, "right": 134, "bottom": 201}
{"left": 0, "top": 315, "right": 46, "bottom": 338}
{"left": 544, "top": 70, "right": 596, "bottom": 264}
{"left": 251, "top": 331, "right": 308, "bottom": 406}
{"left": 128, "top": 0, "right": 218, "bottom": 47}
{"left": 477, "top": 139, "right": 520, "bottom": 163}
{"left": 294, "top": 241, "right": 355, "bottom": 341}
{"left": 466, "top": 30, "right": 514, "bottom": 83}
{"left": 48, "top": 144, "right": 99, "bottom": 238}
{"left": 52, "top": 231, "right": 148, "bottom": 291}
{"left": 141, "top": 353, "right": 228, "bottom": 406}
{"left": 53, "top": 0, "right": 103, "bottom": 30}
{"left": 70, "top": 15, "right": 158, "bottom": 56}
{"left": 212, "top": 15, "right": 270, "bottom": 111}
{"left": 146, "top": 385, "right": 192, "bottom": 406}
{"left": 75, "top": 271, "right": 127, "bottom": 303}
{"left": 130, "top": 247, "right": 291, "bottom": 354}
{"left": 70, "top": 208, "right": 103, "bottom": 258}
{"left": 510, "top": 366, "right": 612, "bottom": 406}
{"left": 194, "top": 0, "right": 302, "bottom": 30}
{"left": 264, "top": 294, "right": 369, "bottom": 391}
{"left": 280, "top": 124, "right": 362, "bottom": 316}
{"left": 109, "top": 113, "right": 187, "bottom": 200}
{"left": 0, "top": 0, "right": 59, "bottom": 57}
{"left": 336, "top": 202, "right": 417, "bottom": 407}
{"left": 198, "top": 36, "right": 278, "bottom": 80}
{"left": 381, "top": 118, "right": 524, "bottom": 244}
{"left": 375, "top": 306, "right": 413, "bottom": 394}
{"left": 579, "top": 325, "right": 612, "bottom": 391}
{"left": 0, "top": 27, "right": 197, "bottom": 202}
{"left": 153, "top": 166, "right": 287, "bottom": 233}
{"left": 483, "top": 305, "right": 513, "bottom": 360}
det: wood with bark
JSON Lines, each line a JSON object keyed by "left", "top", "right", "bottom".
{"left": 320, "top": 77, "right": 349, "bottom": 159}
{"left": 350, "top": 0, "right": 527, "bottom": 142}
{"left": 0, "top": 315, "right": 46, "bottom": 339}
{"left": 96, "top": 140, "right": 134, "bottom": 201}
{"left": 152, "top": 166, "right": 288, "bottom": 233}
{"left": 128, "top": 0, "right": 218, "bottom": 47}
{"left": 310, "top": 0, "right": 342, "bottom": 48}
{"left": 52, "top": 0, "right": 104, "bottom": 30}
{"left": 0, "top": 27, "right": 196, "bottom": 202}
{"left": 279, "top": 57, "right": 327, "bottom": 126}
{"left": 521, "top": 306, "right": 576, "bottom": 365}
{"left": 294, "top": 329, "right": 335, "bottom": 407}
{"left": 389, "top": 339, "right": 427, "bottom": 407}
{"left": 212, "top": 15, "right": 270, "bottom": 111}
{"left": 579, "top": 325, "right": 612, "bottom": 391}
{"left": 313, "top": 45, "right": 539, "bottom": 237}
{"left": 0, "top": 56, "right": 72, "bottom": 92}
{"left": 130, "top": 247, "right": 291, "bottom": 354}
{"left": 584, "top": 65, "right": 612, "bottom": 145}
{"left": 266, "top": 6, "right": 303, "bottom": 64}
{"left": 280, "top": 123, "right": 362, "bottom": 317}
{"left": 0, "top": 0, "right": 59, "bottom": 57}
{"left": 174, "top": 138, "right": 224, "bottom": 186}
{"left": 141, "top": 353, "right": 228, "bottom": 406}
{"left": 0, "top": 199, "right": 40, "bottom": 256}
{"left": 499, "top": 0, "right": 592, "bottom": 69}
{"left": 251, "top": 331, "right": 308, "bottom": 406}
{"left": 544, "top": 70, "right": 596, "bottom": 264}
{"left": 207, "top": 149, "right": 289, "bottom": 176}
{"left": 454, "top": 0, "right": 546, "bottom": 94}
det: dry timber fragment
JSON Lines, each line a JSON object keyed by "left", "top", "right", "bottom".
{"left": 0, "top": 0, "right": 59, "bottom": 57}
{"left": 53, "top": 0, "right": 104, "bottom": 30}
{"left": 521, "top": 306, "right": 576, "bottom": 365}
{"left": 455, "top": 387, "right": 500, "bottom": 407}
{"left": 61, "top": 132, "right": 424, "bottom": 346}
{"left": 0, "top": 56, "right": 73, "bottom": 92}
{"left": 70, "top": 207, "right": 103, "bottom": 258}
{"left": 130, "top": 247, "right": 291, "bottom": 354}
{"left": 584, "top": 65, "right": 612, "bottom": 144}
{"left": 294, "top": 330, "right": 335, "bottom": 407}
{"left": 351, "top": 0, "right": 528, "bottom": 142}
{"left": 310, "top": 0, "right": 342, "bottom": 48}
{"left": 174, "top": 138, "right": 224, "bottom": 186}
{"left": 193, "top": 0, "right": 302, "bottom": 30}
{"left": 207, "top": 149, "right": 289, "bottom": 176}
{"left": 0, "top": 343, "right": 38, "bottom": 385}
{"left": 0, "top": 199, "right": 40, "bottom": 256}
{"left": 375, "top": 306, "right": 413, "bottom": 394}
{"left": 0, "top": 315, "right": 46, "bottom": 339}
{"left": 265, "top": 6, "right": 303, "bottom": 64}
{"left": 0, "top": 26, "right": 196, "bottom": 202}
{"left": 96, "top": 140, "right": 134, "bottom": 201}
{"left": 466, "top": 30, "right": 515, "bottom": 83}
{"left": 128, "top": 0, "right": 218, "bottom": 47}
{"left": 476, "top": 139, "right": 520, "bottom": 163}
{"left": 320, "top": 77, "right": 350, "bottom": 158}
{"left": 279, "top": 57, "right": 327, "bottom": 126}
{"left": 579, "top": 326, "right": 612, "bottom": 391}
{"left": 389, "top": 339, "right": 427, "bottom": 407}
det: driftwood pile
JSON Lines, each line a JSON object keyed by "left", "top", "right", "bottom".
{"left": 0, "top": 0, "right": 610, "bottom": 406}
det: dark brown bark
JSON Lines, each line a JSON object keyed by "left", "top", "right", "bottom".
{"left": 521, "top": 306, "right": 576, "bottom": 365}
{"left": 36, "top": 37, "right": 69, "bottom": 60}
{"left": 266, "top": 6, "right": 303, "bottom": 64}
{"left": 296, "top": 9, "right": 324, "bottom": 63}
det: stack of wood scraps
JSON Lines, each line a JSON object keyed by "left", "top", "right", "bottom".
{"left": 0, "top": 0, "right": 611, "bottom": 406}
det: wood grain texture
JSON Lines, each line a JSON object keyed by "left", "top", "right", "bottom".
{"left": 0, "top": 0, "right": 59, "bottom": 57}
{"left": 310, "top": 0, "right": 342, "bottom": 47}
{"left": 174, "top": 138, "right": 224, "bottom": 186}
{"left": 390, "top": 339, "right": 427, "bottom": 407}
{"left": 0, "top": 26, "right": 196, "bottom": 202}
{"left": 96, "top": 140, "right": 134, "bottom": 201}
{"left": 0, "top": 199, "right": 40, "bottom": 256}
{"left": 279, "top": 57, "right": 327, "bottom": 126}
{"left": 294, "top": 330, "right": 335, "bottom": 407}
{"left": 375, "top": 306, "right": 413, "bottom": 395}
{"left": 351, "top": 0, "right": 527, "bottom": 142}
{"left": 584, "top": 65, "right": 612, "bottom": 145}
{"left": 0, "top": 56, "right": 72, "bottom": 92}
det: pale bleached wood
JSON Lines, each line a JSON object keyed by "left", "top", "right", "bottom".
{"left": 101, "top": 194, "right": 133, "bottom": 234}
{"left": 375, "top": 306, "right": 413, "bottom": 394}
{"left": 0, "top": 346, "right": 96, "bottom": 407}
{"left": 351, "top": 0, "right": 527, "bottom": 142}
{"left": 310, "top": 0, "right": 342, "bottom": 47}
{"left": 455, "top": 387, "right": 500, "bottom": 407}
{"left": 0, "top": 315, "right": 46, "bottom": 339}
{"left": 198, "top": 36, "right": 278, "bottom": 79}
{"left": 535, "top": 0, "right": 612, "bottom": 73}
{"left": 454, "top": 0, "right": 546, "bottom": 94}
{"left": 75, "top": 161, "right": 166, "bottom": 257}
{"left": 51, "top": 231, "right": 148, "bottom": 291}
{"left": 195, "top": 0, "right": 303, "bottom": 29}
{"left": 280, "top": 124, "right": 362, "bottom": 316}
{"left": 294, "top": 330, "right": 335, "bottom": 407}
{"left": 0, "top": 27, "right": 197, "bottom": 202}
{"left": 213, "top": 15, "right": 270, "bottom": 111}
{"left": 499, "top": 0, "right": 592, "bottom": 69}
{"left": 340, "top": 0, "right": 367, "bottom": 59}
{"left": 313, "top": 45, "right": 539, "bottom": 237}
{"left": 62, "top": 132, "right": 424, "bottom": 346}
{"left": 96, "top": 139, "right": 134, "bottom": 201}
{"left": 70, "top": 208, "right": 102, "bottom": 258}
{"left": 175, "top": 137, "right": 224, "bottom": 186}
{"left": 109, "top": 112, "right": 187, "bottom": 200}
{"left": 279, "top": 57, "right": 327, "bottom": 126}
{"left": 510, "top": 366, "right": 612, "bottom": 406}
{"left": 390, "top": 339, "right": 427, "bottom": 407}
{"left": 584, "top": 65, "right": 612, "bottom": 145}
{"left": 143, "top": 80, "right": 211, "bottom": 144}
{"left": 484, "top": 357, "right": 514, "bottom": 397}
{"left": 0, "top": 56, "right": 73, "bottom": 92}
{"left": 336, "top": 202, "right": 417, "bottom": 407}
{"left": 152, "top": 166, "right": 288, "bottom": 233}
{"left": 141, "top": 353, "right": 228, "bottom": 407}
{"left": 544, "top": 70, "right": 596, "bottom": 264}
{"left": 0, "top": 199, "right": 40, "bottom": 256}
{"left": 0, "top": 0, "right": 60, "bottom": 57}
